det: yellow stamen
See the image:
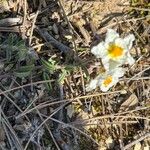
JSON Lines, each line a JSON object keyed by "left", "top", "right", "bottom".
{"left": 108, "top": 44, "right": 123, "bottom": 58}
{"left": 103, "top": 76, "right": 112, "bottom": 87}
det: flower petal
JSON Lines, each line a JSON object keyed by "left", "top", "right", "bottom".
{"left": 109, "top": 60, "right": 121, "bottom": 70}
{"left": 114, "top": 38, "right": 128, "bottom": 52}
{"left": 86, "top": 78, "right": 99, "bottom": 92}
{"left": 101, "top": 56, "right": 110, "bottom": 71}
{"left": 105, "top": 29, "right": 119, "bottom": 43}
{"left": 99, "top": 77, "right": 118, "bottom": 92}
{"left": 113, "top": 67, "right": 125, "bottom": 78}
{"left": 100, "top": 85, "right": 110, "bottom": 92}
{"left": 91, "top": 42, "right": 106, "bottom": 58}
{"left": 126, "top": 53, "right": 135, "bottom": 65}
{"left": 99, "top": 67, "right": 125, "bottom": 92}
{"left": 123, "top": 34, "right": 135, "bottom": 50}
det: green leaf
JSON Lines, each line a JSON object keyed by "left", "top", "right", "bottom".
{"left": 41, "top": 58, "right": 56, "bottom": 73}
{"left": 2, "top": 33, "right": 28, "bottom": 61}
{"left": 16, "top": 40, "right": 27, "bottom": 58}
{"left": 17, "top": 43, "right": 28, "bottom": 61}
{"left": 58, "top": 69, "right": 67, "bottom": 83}
{"left": 43, "top": 71, "right": 52, "bottom": 92}
{"left": 14, "top": 65, "right": 34, "bottom": 78}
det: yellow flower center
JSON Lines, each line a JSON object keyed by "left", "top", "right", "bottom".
{"left": 108, "top": 44, "right": 123, "bottom": 58}
{"left": 103, "top": 76, "right": 112, "bottom": 87}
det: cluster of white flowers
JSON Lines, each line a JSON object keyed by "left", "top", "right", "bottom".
{"left": 86, "top": 29, "right": 135, "bottom": 92}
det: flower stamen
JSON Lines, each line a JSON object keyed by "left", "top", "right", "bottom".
{"left": 108, "top": 44, "right": 123, "bottom": 58}
{"left": 103, "top": 76, "right": 112, "bottom": 87}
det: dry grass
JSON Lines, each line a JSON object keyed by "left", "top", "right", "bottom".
{"left": 0, "top": 0, "right": 150, "bottom": 150}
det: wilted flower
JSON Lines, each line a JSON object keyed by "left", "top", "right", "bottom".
{"left": 86, "top": 67, "right": 125, "bottom": 92}
{"left": 91, "top": 29, "right": 135, "bottom": 70}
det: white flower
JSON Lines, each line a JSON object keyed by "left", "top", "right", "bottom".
{"left": 86, "top": 68, "right": 125, "bottom": 92}
{"left": 99, "top": 67, "right": 125, "bottom": 92}
{"left": 91, "top": 29, "right": 135, "bottom": 70}
{"left": 86, "top": 77, "right": 100, "bottom": 92}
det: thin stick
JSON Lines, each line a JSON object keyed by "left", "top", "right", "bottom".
{"left": 0, "top": 89, "right": 23, "bottom": 113}
{"left": 127, "top": 6, "right": 150, "bottom": 12}
{"left": 24, "top": 103, "right": 99, "bottom": 150}
{"left": 23, "top": 102, "right": 70, "bottom": 150}
{"left": 36, "top": 27, "right": 71, "bottom": 54}
{"left": 123, "top": 132, "right": 150, "bottom": 150}
{"left": 33, "top": 103, "right": 61, "bottom": 150}
{"left": 0, "top": 79, "right": 54, "bottom": 95}
{"left": 58, "top": 0, "right": 77, "bottom": 52}
{"left": 22, "top": 0, "right": 27, "bottom": 38}
{"left": 127, "top": 66, "right": 150, "bottom": 83}
{"left": 0, "top": 18, "right": 22, "bottom": 26}
{"left": 29, "top": 2, "right": 41, "bottom": 45}
{"left": 16, "top": 90, "right": 124, "bottom": 118}
{"left": 98, "top": 15, "right": 150, "bottom": 34}
{"left": 2, "top": 111, "right": 23, "bottom": 150}
{"left": 80, "top": 114, "right": 150, "bottom": 123}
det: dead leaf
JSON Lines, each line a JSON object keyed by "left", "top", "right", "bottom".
{"left": 134, "top": 142, "right": 141, "bottom": 150}
{"left": 106, "top": 136, "right": 114, "bottom": 149}
{"left": 0, "top": 0, "right": 10, "bottom": 13}
{"left": 52, "top": 24, "right": 59, "bottom": 35}
{"left": 71, "top": 15, "right": 91, "bottom": 44}
{"left": 66, "top": 104, "right": 74, "bottom": 118}
{"left": 144, "top": 144, "right": 149, "bottom": 150}
{"left": 64, "top": 35, "right": 72, "bottom": 40}
{"left": 119, "top": 94, "right": 138, "bottom": 112}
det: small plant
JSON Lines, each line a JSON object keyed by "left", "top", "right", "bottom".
{"left": 0, "top": 33, "right": 35, "bottom": 78}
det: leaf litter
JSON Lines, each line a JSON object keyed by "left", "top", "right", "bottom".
{"left": 0, "top": 0, "right": 150, "bottom": 150}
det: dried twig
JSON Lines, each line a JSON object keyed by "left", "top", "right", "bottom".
{"left": 57, "top": 0, "right": 77, "bottom": 52}
{"left": 0, "top": 79, "right": 54, "bottom": 96}
{"left": 29, "top": 2, "right": 41, "bottom": 45}
{"left": 123, "top": 132, "right": 150, "bottom": 150}
{"left": 36, "top": 27, "right": 71, "bottom": 54}
{"left": 22, "top": 0, "right": 27, "bottom": 39}
{"left": 32, "top": 103, "right": 61, "bottom": 150}
{"left": 24, "top": 104, "right": 100, "bottom": 150}
{"left": 23, "top": 102, "right": 71, "bottom": 150}
{"left": 127, "top": 66, "right": 150, "bottom": 83}
{"left": 0, "top": 18, "right": 22, "bottom": 26}
{"left": 1, "top": 111, "right": 23, "bottom": 150}
{"left": 98, "top": 15, "right": 150, "bottom": 34}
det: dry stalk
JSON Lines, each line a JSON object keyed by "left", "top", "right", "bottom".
{"left": 123, "top": 132, "right": 150, "bottom": 150}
